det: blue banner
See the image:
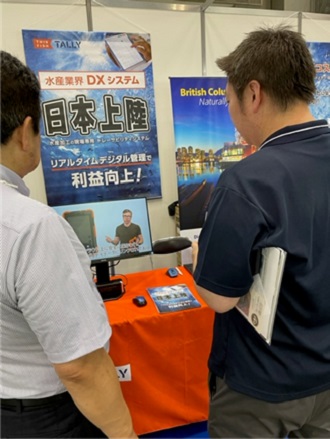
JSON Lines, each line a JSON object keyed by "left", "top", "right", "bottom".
{"left": 170, "top": 77, "right": 256, "bottom": 231}
{"left": 23, "top": 30, "right": 161, "bottom": 206}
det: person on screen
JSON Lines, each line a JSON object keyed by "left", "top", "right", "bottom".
{"left": 106, "top": 209, "right": 144, "bottom": 254}
{"left": 0, "top": 50, "right": 137, "bottom": 439}
{"left": 192, "top": 26, "right": 330, "bottom": 438}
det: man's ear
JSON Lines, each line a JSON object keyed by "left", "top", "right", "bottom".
{"left": 248, "top": 80, "right": 261, "bottom": 112}
{"left": 21, "top": 116, "right": 35, "bottom": 152}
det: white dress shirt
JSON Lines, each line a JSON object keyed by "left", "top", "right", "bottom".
{"left": 0, "top": 164, "right": 111, "bottom": 398}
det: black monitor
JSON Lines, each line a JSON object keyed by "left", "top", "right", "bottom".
{"left": 53, "top": 197, "right": 153, "bottom": 295}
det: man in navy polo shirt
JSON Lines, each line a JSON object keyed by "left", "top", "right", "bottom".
{"left": 193, "top": 25, "right": 330, "bottom": 437}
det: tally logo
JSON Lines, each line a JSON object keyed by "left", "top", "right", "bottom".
{"left": 53, "top": 40, "right": 81, "bottom": 49}
{"left": 116, "top": 364, "right": 132, "bottom": 382}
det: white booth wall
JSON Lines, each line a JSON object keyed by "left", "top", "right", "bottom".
{"left": 1, "top": 2, "right": 329, "bottom": 275}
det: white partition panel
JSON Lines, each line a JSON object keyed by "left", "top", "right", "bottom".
{"left": 205, "top": 8, "right": 300, "bottom": 76}
{"left": 301, "top": 12, "right": 330, "bottom": 41}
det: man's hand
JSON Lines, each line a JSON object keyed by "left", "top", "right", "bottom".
{"left": 191, "top": 241, "right": 199, "bottom": 273}
{"left": 131, "top": 35, "right": 152, "bottom": 62}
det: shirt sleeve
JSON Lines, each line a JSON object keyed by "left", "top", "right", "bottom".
{"left": 12, "top": 211, "right": 111, "bottom": 363}
{"left": 194, "top": 186, "right": 268, "bottom": 297}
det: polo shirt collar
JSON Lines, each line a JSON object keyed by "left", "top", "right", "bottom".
{"left": 259, "top": 119, "right": 329, "bottom": 150}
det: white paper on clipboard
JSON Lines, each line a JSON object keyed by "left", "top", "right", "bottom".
{"left": 236, "top": 247, "right": 287, "bottom": 345}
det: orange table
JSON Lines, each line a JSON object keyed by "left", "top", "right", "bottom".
{"left": 104, "top": 266, "right": 214, "bottom": 435}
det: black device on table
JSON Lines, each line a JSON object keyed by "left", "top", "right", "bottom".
{"left": 133, "top": 296, "right": 147, "bottom": 307}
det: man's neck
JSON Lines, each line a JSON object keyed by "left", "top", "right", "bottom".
{"left": 1, "top": 144, "right": 26, "bottom": 178}
{"left": 256, "top": 103, "right": 316, "bottom": 148}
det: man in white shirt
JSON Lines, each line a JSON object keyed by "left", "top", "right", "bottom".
{"left": 0, "top": 50, "right": 137, "bottom": 439}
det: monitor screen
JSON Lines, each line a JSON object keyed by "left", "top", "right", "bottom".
{"left": 53, "top": 197, "right": 153, "bottom": 286}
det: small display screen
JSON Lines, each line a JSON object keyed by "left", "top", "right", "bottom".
{"left": 53, "top": 197, "right": 153, "bottom": 264}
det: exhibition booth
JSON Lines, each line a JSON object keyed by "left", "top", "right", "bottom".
{"left": 1, "top": 0, "right": 329, "bottom": 435}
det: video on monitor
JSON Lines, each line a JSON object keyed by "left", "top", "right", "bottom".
{"left": 53, "top": 197, "right": 153, "bottom": 264}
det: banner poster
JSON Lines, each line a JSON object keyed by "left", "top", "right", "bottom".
{"left": 170, "top": 77, "right": 256, "bottom": 235}
{"left": 308, "top": 42, "right": 330, "bottom": 122}
{"left": 22, "top": 30, "right": 161, "bottom": 206}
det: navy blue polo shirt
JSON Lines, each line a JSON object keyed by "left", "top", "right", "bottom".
{"left": 194, "top": 120, "right": 330, "bottom": 402}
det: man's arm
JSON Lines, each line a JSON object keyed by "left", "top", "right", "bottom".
{"left": 191, "top": 242, "right": 240, "bottom": 313}
{"left": 137, "top": 233, "right": 144, "bottom": 245}
{"left": 194, "top": 283, "right": 240, "bottom": 313}
{"left": 105, "top": 235, "right": 120, "bottom": 246}
{"left": 53, "top": 348, "right": 137, "bottom": 439}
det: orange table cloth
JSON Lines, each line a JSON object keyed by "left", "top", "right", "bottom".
{"left": 104, "top": 266, "right": 214, "bottom": 435}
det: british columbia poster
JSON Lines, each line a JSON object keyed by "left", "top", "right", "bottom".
{"left": 22, "top": 30, "right": 161, "bottom": 206}
{"left": 170, "top": 76, "right": 257, "bottom": 233}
